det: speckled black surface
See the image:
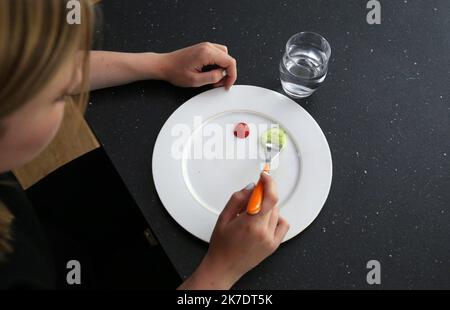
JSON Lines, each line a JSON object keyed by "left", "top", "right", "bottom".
{"left": 86, "top": 0, "right": 450, "bottom": 289}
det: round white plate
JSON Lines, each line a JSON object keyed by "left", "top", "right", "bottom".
{"left": 152, "top": 85, "right": 332, "bottom": 242}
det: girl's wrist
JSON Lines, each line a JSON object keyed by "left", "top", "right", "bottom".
{"left": 179, "top": 253, "right": 241, "bottom": 290}
{"left": 131, "top": 52, "right": 170, "bottom": 82}
{"left": 194, "top": 252, "right": 242, "bottom": 290}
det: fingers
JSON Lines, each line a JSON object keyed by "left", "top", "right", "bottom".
{"left": 223, "top": 57, "right": 237, "bottom": 90}
{"left": 209, "top": 43, "right": 231, "bottom": 88}
{"left": 212, "top": 71, "right": 228, "bottom": 88}
{"left": 273, "top": 216, "right": 290, "bottom": 245}
{"left": 212, "top": 80, "right": 227, "bottom": 88}
{"left": 199, "top": 43, "right": 237, "bottom": 90}
{"left": 267, "top": 206, "right": 280, "bottom": 234}
{"left": 268, "top": 207, "right": 289, "bottom": 247}
{"left": 212, "top": 43, "right": 228, "bottom": 54}
{"left": 196, "top": 69, "right": 226, "bottom": 86}
{"left": 259, "top": 172, "right": 279, "bottom": 216}
{"left": 218, "top": 183, "right": 255, "bottom": 225}
{"left": 212, "top": 43, "right": 228, "bottom": 88}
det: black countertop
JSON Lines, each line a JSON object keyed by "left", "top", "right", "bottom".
{"left": 86, "top": 0, "right": 450, "bottom": 289}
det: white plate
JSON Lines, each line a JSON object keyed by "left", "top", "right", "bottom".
{"left": 152, "top": 85, "right": 332, "bottom": 242}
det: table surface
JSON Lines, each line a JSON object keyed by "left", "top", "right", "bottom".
{"left": 87, "top": 0, "right": 450, "bottom": 289}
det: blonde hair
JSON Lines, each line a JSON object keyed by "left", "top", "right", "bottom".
{"left": 0, "top": 195, "right": 14, "bottom": 260}
{"left": 0, "top": 0, "right": 94, "bottom": 258}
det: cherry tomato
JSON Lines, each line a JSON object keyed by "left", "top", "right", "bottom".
{"left": 234, "top": 122, "right": 250, "bottom": 139}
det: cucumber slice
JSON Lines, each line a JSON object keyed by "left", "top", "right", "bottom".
{"left": 261, "top": 127, "right": 287, "bottom": 149}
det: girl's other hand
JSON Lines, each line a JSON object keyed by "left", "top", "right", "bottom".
{"left": 158, "top": 42, "right": 237, "bottom": 90}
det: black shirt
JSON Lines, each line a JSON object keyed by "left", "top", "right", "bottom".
{"left": 0, "top": 173, "right": 56, "bottom": 289}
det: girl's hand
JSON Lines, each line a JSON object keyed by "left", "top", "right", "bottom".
{"left": 158, "top": 42, "right": 237, "bottom": 90}
{"left": 179, "top": 173, "right": 290, "bottom": 290}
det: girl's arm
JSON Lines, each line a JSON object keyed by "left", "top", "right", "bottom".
{"left": 89, "top": 42, "right": 237, "bottom": 91}
{"left": 89, "top": 51, "right": 165, "bottom": 91}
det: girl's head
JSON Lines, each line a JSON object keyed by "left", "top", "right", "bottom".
{"left": 0, "top": 0, "right": 93, "bottom": 172}
{"left": 0, "top": 0, "right": 93, "bottom": 259}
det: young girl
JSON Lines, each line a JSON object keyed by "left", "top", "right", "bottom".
{"left": 0, "top": 0, "right": 289, "bottom": 289}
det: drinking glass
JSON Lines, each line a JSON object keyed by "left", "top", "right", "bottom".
{"left": 280, "top": 32, "right": 331, "bottom": 98}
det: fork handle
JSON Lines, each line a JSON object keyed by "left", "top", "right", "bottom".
{"left": 246, "top": 164, "right": 270, "bottom": 215}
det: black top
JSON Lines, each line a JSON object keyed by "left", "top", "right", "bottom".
{"left": 86, "top": 0, "right": 450, "bottom": 289}
{"left": 0, "top": 149, "right": 182, "bottom": 290}
{"left": 0, "top": 173, "right": 56, "bottom": 289}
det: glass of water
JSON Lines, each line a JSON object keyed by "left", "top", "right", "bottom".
{"left": 280, "top": 32, "right": 331, "bottom": 99}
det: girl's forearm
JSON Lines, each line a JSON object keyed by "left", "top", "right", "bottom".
{"left": 89, "top": 51, "right": 167, "bottom": 91}
{"left": 177, "top": 254, "right": 240, "bottom": 290}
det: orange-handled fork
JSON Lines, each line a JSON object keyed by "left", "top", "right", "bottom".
{"left": 246, "top": 142, "right": 282, "bottom": 215}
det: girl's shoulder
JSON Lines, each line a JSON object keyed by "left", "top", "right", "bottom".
{"left": 0, "top": 172, "right": 29, "bottom": 215}
{"left": 0, "top": 172, "right": 56, "bottom": 289}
